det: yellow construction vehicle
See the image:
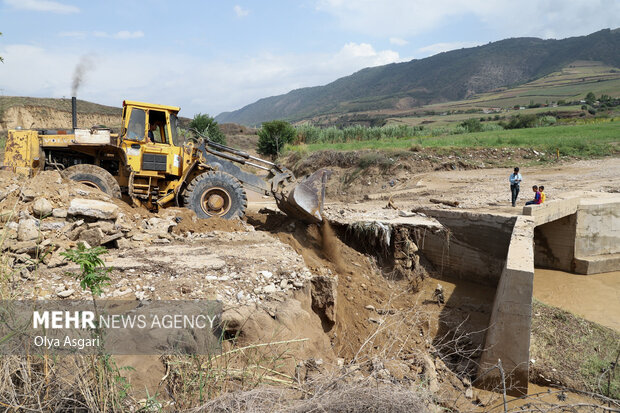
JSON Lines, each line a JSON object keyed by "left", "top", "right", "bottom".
{"left": 2, "top": 98, "right": 327, "bottom": 222}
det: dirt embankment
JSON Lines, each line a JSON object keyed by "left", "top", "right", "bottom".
{"left": 0, "top": 105, "right": 121, "bottom": 131}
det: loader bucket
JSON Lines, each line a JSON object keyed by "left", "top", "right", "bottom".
{"left": 277, "top": 168, "right": 331, "bottom": 224}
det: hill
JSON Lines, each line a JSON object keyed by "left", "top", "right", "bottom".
{"left": 0, "top": 96, "right": 122, "bottom": 131}
{"left": 215, "top": 29, "right": 620, "bottom": 126}
{"left": 0, "top": 96, "right": 192, "bottom": 131}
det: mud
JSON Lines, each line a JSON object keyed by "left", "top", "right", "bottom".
{"left": 533, "top": 268, "right": 620, "bottom": 331}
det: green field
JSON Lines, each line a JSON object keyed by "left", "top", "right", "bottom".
{"left": 287, "top": 121, "right": 620, "bottom": 158}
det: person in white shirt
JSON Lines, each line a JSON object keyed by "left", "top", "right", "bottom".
{"left": 509, "top": 167, "right": 522, "bottom": 207}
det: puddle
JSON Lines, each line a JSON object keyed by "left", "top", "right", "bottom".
{"left": 533, "top": 269, "right": 620, "bottom": 331}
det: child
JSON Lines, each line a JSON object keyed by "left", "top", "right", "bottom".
{"left": 539, "top": 185, "right": 546, "bottom": 203}
{"left": 525, "top": 185, "right": 541, "bottom": 206}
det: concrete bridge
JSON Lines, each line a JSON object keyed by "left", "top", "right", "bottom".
{"left": 478, "top": 193, "right": 620, "bottom": 395}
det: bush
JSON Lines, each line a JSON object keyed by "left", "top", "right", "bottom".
{"left": 502, "top": 114, "right": 538, "bottom": 129}
{"left": 190, "top": 113, "right": 226, "bottom": 144}
{"left": 460, "top": 118, "right": 483, "bottom": 133}
{"left": 539, "top": 116, "right": 557, "bottom": 126}
{"left": 257, "top": 120, "right": 297, "bottom": 157}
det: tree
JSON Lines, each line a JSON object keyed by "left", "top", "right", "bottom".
{"left": 190, "top": 113, "right": 226, "bottom": 144}
{"left": 257, "top": 120, "right": 296, "bottom": 157}
{"left": 585, "top": 92, "right": 596, "bottom": 105}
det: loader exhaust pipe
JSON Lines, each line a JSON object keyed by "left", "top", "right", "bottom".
{"left": 71, "top": 96, "right": 77, "bottom": 131}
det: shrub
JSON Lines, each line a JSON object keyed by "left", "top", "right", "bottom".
{"left": 459, "top": 118, "right": 483, "bottom": 133}
{"left": 257, "top": 120, "right": 297, "bottom": 157}
{"left": 190, "top": 113, "right": 226, "bottom": 144}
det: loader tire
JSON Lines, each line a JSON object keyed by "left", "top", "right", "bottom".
{"left": 183, "top": 172, "right": 247, "bottom": 219}
{"left": 64, "top": 164, "right": 122, "bottom": 199}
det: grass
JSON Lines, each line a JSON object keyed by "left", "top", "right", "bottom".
{"left": 286, "top": 121, "right": 620, "bottom": 158}
{"left": 530, "top": 300, "right": 620, "bottom": 400}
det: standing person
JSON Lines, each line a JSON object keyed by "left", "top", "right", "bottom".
{"left": 525, "top": 185, "right": 542, "bottom": 206}
{"left": 509, "top": 167, "right": 522, "bottom": 207}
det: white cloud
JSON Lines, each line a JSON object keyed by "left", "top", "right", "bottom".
{"left": 418, "top": 41, "right": 481, "bottom": 56}
{"left": 314, "top": 0, "right": 620, "bottom": 39}
{"left": 0, "top": 42, "right": 404, "bottom": 116}
{"left": 336, "top": 43, "right": 400, "bottom": 67}
{"left": 389, "top": 37, "right": 408, "bottom": 46}
{"left": 93, "top": 31, "right": 144, "bottom": 40}
{"left": 4, "top": 0, "right": 79, "bottom": 14}
{"left": 234, "top": 5, "right": 249, "bottom": 17}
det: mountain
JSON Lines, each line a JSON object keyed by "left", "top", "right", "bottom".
{"left": 215, "top": 29, "right": 620, "bottom": 126}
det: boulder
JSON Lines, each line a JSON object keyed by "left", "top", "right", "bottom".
{"left": 68, "top": 199, "right": 119, "bottom": 220}
{"left": 310, "top": 275, "right": 338, "bottom": 324}
{"left": 18, "top": 219, "right": 39, "bottom": 241}
{"left": 32, "top": 198, "right": 53, "bottom": 217}
{"left": 79, "top": 228, "right": 105, "bottom": 247}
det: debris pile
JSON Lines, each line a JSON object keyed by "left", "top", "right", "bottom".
{"left": 0, "top": 170, "right": 319, "bottom": 303}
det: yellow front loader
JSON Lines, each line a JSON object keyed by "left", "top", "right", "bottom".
{"left": 2, "top": 98, "right": 328, "bottom": 223}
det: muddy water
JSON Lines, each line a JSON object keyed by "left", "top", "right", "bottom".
{"left": 533, "top": 269, "right": 620, "bottom": 331}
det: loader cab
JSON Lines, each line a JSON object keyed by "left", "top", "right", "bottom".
{"left": 119, "top": 101, "right": 188, "bottom": 204}
{"left": 122, "top": 100, "right": 181, "bottom": 147}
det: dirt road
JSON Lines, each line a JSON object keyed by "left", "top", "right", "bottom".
{"left": 312, "top": 157, "right": 620, "bottom": 215}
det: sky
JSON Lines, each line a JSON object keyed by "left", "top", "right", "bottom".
{"left": 0, "top": 0, "right": 618, "bottom": 118}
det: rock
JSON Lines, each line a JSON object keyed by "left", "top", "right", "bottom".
{"left": 32, "top": 198, "right": 53, "bottom": 217}
{"left": 293, "top": 281, "right": 304, "bottom": 288}
{"left": 263, "top": 283, "right": 277, "bottom": 294}
{"left": 12, "top": 241, "right": 38, "bottom": 255}
{"left": 101, "top": 232, "right": 124, "bottom": 245}
{"left": 79, "top": 228, "right": 105, "bottom": 247}
{"left": 132, "top": 233, "right": 149, "bottom": 242}
{"left": 20, "top": 267, "right": 34, "bottom": 280}
{"left": 40, "top": 221, "right": 67, "bottom": 231}
{"left": 20, "top": 188, "right": 36, "bottom": 202}
{"left": 90, "top": 221, "right": 115, "bottom": 234}
{"left": 311, "top": 275, "right": 338, "bottom": 324}
{"left": 116, "top": 237, "right": 132, "bottom": 249}
{"left": 57, "top": 289, "right": 75, "bottom": 298}
{"left": 52, "top": 208, "right": 68, "bottom": 218}
{"left": 145, "top": 217, "right": 176, "bottom": 237}
{"left": 279, "top": 279, "right": 288, "bottom": 289}
{"left": 368, "top": 317, "right": 384, "bottom": 324}
{"left": 365, "top": 304, "right": 376, "bottom": 311}
{"left": 259, "top": 270, "right": 273, "bottom": 279}
{"left": 465, "top": 387, "right": 473, "bottom": 399}
{"left": 68, "top": 199, "right": 119, "bottom": 220}
{"left": 46, "top": 252, "right": 67, "bottom": 268}
{"left": 152, "top": 238, "right": 170, "bottom": 244}
{"left": 18, "top": 219, "right": 39, "bottom": 241}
